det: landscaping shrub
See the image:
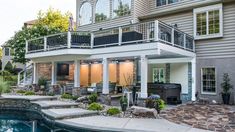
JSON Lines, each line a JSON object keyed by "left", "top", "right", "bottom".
{"left": 16, "top": 90, "right": 26, "bottom": 94}
{"left": 0, "top": 81, "right": 10, "bottom": 96}
{"left": 107, "top": 107, "right": 121, "bottom": 115}
{"left": 88, "top": 93, "right": 98, "bottom": 103}
{"left": 24, "top": 91, "right": 35, "bottom": 96}
{"left": 155, "top": 99, "right": 166, "bottom": 110}
{"left": 61, "top": 93, "right": 73, "bottom": 99}
{"left": 72, "top": 95, "right": 79, "bottom": 100}
{"left": 87, "top": 103, "right": 103, "bottom": 111}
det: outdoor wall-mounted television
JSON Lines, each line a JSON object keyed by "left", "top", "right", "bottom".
{"left": 57, "top": 63, "right": 69, "bottom": 76}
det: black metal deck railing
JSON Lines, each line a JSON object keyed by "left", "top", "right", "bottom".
{"left": 26, "top": 20, "right": 195, "bottom": 53}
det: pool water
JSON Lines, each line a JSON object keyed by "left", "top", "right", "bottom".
{"left": 0, "top": 110, "right": 70, "bottom": 132}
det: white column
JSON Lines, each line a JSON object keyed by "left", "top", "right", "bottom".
{"left": 102, "top": 58, "right": 109, "bottom": 94}
{"left": 74, "top": 60, "right": 81, "bottom": 87}
{"left": 140, "top": 55, "right": 148, "bottom": 98}
{"left": 33, "top": 62, "right": 38, "bottom": 84}
{"left": 191, "top": 57, "right": 196, "bottom": 101}
{"left": 51, "top": 61, "right": 57, "bottom": 85}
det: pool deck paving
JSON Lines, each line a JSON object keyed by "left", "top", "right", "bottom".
{"left": 57, "top": 116, "right": 211, "bottom": 132}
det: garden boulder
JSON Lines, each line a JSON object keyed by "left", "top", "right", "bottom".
{"left": 131, "top": 106, "right": 158, "bottom": 118}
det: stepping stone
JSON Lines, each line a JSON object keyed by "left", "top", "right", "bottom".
{"left": 31, "top": 100, "right": 79, "bottom": 109}
{"left": 2, "top": 95, "right": 57, "bottom": 101}
{"left": 42, "top": 108, "right": 98, "bottom": 119}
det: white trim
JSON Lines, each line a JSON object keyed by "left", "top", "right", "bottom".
{"left": 200, "top": 67, "right": 217, "bottom": 95}
{"left": 193, "top": 3, "right": 223, "bottom": 40}
{"left": 148, "top": 58, "right": 193, "bottom": 64}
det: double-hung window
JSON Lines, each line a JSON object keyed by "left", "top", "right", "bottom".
{"left": 156, "top": 0, "right": 179, "bottom": 7}
{"left": 4, "top": 48, "right": 10, "bottom": 56}
{"left": 194, "top": 4, "right": 223, "bottom": 39}
{"left": 201, "top": 68, "right": 216, "bottom": 94}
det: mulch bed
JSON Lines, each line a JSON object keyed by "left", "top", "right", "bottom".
{"left": 161, "top": 104, "right": 235, "bottom": 131}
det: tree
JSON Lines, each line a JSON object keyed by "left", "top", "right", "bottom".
{"left": 35, "top": 8, "right": 71, "bottom": 32}
{"left": 95, "top": 13, "right": 108, "bottom": 22}
{"left": 5, "top": 8, "right": 72, "bottom": 64}
{"left": 113, "top": 1, "right": 131, "bottom": 17}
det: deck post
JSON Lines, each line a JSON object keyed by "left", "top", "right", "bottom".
{"left": 140, "top": 55, "right": 148, "bottom": 98}
{"left": 44, "top": 37, "right": 47, "bottom": 51}
{"left": 51, "top": 61, "right": 57, "bottom": 85}
{"left": 102, "top": 58, "right": 109, "bottom": 94}
{"left": 90, "top": 33, "right": 94, "bottom": 48}
{"left": 33, "top": 62, "right": 38, "bottom": 84}
{"left": 74, "top": 60, "right": 81, "bottom": 87}
{"left": 67, "top": 31, "right": 71, "bottom": 48}
{"left": 118, "top": 27, "right": 122, "bottom": 45}
{"left": 154, "top": 20, "right": 159, "bottom": 42}
{"left": 191, "top": 57, "right": 196, "bottom": 101}
{"left": 184, "top": 34, "right": 186, "bottom": 49}
{"left": 172, "top": 28, "right": 175, "bottom": 46}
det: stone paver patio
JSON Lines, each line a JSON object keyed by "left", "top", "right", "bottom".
{"left": 161, "top": 104, "right": 235, "bottom": 131}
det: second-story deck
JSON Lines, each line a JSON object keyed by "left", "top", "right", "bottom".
{"left": 25, "top": 20, "right": 195, "bottom": 59}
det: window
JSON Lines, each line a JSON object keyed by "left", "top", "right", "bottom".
{"left": 153, "top": 68, "right": 165, "bottom": 83}
{"left": 4, "top": 48, "right": 10, "bottom": 56}
{"left": 194, "top": 4, "right": 223, "bottom": 39}
{"left": 79, "top": 2, "right": 92, "bottom": 25}
{"left": 113, "top": 0, "right": 131, "bottom": 18}
{"left": 95, "top": 0, "right": 110, "bottom": 22}
{"left": 201, "top": 68, "right": 216, "bottom": 94}
{"left": 156, "top": 0, "right": 178, "bottom": 7}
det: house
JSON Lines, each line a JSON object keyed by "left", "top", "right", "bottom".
{"left": 1, "top": 44, "right": 24, "bottom": 71}
{"left": 22, "top": 0, "right": 235, "bottom": 103}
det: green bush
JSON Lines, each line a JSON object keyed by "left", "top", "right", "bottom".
{"left": 24, "top": 91, "right": 35, "bottom": 96}
{"left": 61, "top": 93, "right": 73, "bottom": 99}
{"left": 87, "top": 103, "right": 103, "bottom": 111}
{"left": 88, "top": 93, "right": 98, "bottom": 103}
{"left": 72, "top": 95, "right": 79, "bottom": 100}
{"left": 38, "top": 77, "right": 47, "bottom": 87}
{"left": 0, "top": 81, "right": 10, "bottom": 96}
{"left": 155, "top": 99, "right": 165, "bottom": 110}
{"left": 47, "top": 92, "right": 55, "bottom": 96}
{"left": 16, "top": 90, "right": 26, "bottom": 94}
{"left": 107, "top": 107, "right": 121, "bottom": 115}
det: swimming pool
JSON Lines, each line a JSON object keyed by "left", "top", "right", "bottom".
{"left": 0, "top": 110, "right": 70, "bottom": 132}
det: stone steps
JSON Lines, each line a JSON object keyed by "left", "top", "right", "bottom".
{"left": 31, "top": 100, "right": 79, "bottom": 109}
{"left": 42, "top": 108, "right": 98, "bottom": 120}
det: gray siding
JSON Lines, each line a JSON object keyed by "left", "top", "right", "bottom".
{"left": 146, "top": 0, "right": 224, "bottom": 19}
{"left": 133, "top": 0, "right": 150, "bottom": 22}
{"left": 142, "top": 2, "right": 235, "bottom": 59}
{"left": 196, "top": 3, "right": 235, "bottom": 59}
{"left": 196, "top": 57, "right": 235, "bottom": 104}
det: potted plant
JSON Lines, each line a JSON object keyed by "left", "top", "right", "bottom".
{"left": 38, "top": 77, "right": 47, "bottom": 90}
{"left": 221, "top": 73, "right": 233, "bottom": 104}
{"left": 120, "top": 96, "right": 128, "bottom": 112}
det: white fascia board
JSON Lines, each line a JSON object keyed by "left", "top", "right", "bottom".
{"left": 148, "top": 58, "right": 194, "bottom": 64}
{"left": 158, "top": 43, "right": 196, "bottom": 57}
{"left": 25, "top": 49, "right": 92, "bottom": 59}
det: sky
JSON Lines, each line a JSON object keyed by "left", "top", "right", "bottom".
{"left": 0, "top": 0, "right": 76, "bottom": 46}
